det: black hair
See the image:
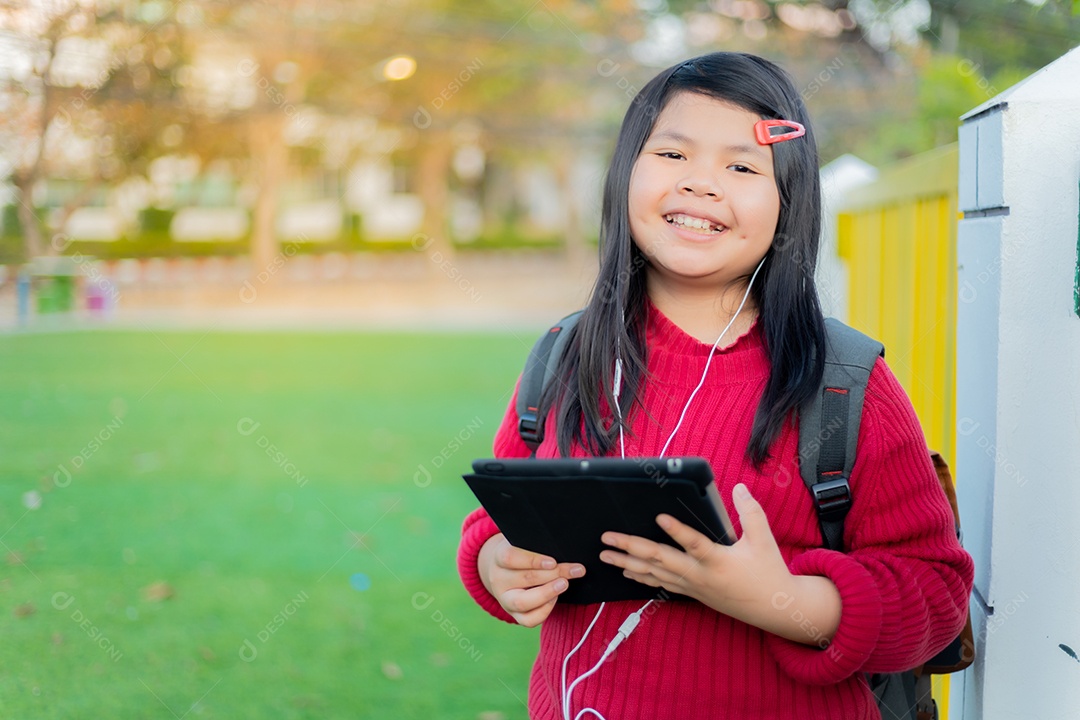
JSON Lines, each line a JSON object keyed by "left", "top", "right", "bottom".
{"left": 540, "top": 52, "right": 827, "bottom": 467}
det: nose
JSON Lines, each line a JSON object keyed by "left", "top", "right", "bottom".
{"left": 679, "top": 169, "right": 723, "bottom": 199}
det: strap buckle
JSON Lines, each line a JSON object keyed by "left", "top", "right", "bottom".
{"left": 518, "top": 410, "right": 540, "bottom": 447}
{"left": 811, "top": 477, "right": 852, "bottom": 521}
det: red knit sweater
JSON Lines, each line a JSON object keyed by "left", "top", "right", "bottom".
{"left": 457, "top": 301, "right": 974, "bottom": 720}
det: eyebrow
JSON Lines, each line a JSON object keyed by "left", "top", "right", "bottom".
{"left": 648, "top": 130, "right": 770, "bottom": 160}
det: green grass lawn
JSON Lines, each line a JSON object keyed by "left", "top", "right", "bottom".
{"left": 0, "top": 328, "right": 544, "bottom": 719}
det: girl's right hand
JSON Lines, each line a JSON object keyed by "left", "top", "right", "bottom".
{"left": 478, "top": 533, "right": 585, "bottom": 627}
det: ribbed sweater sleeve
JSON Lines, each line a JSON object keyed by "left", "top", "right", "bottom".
{"left": 765, "top": 357, "right": 975, "bottom": 685}
{"left": 456, "top": 379, "right": 530, "bottom": 625}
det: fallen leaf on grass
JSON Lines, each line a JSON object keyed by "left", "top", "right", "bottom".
{"left": 52, "top": 633, "right": 64, "bottom": 645}
{"left": 141, "top": 581, "right": 175, "bottom": 602}
{"left": 478, "top": 712, "right": 506, "bottom": 720}
{"left": 289, "top": 695, "right": 326, "bottom": 710}
{"left": 14, "top": 602, "right": 35, "bottom": 617}
{"left": 6, "top": 552, "right": 24, "bottom": 566}
{"left": 381, "top": 661, "right": 403, "bottom": 680}
{"left": 132, "top": 451, "right": 162, "bottom": 474}
{"left": 199, "top": 646, "right": 216, "bottom": 662}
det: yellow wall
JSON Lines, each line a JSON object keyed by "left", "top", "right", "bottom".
{"left": 835, "top": 143, "right": 959, "bottom": 714}
{"left": 836, "top": 143, "right": 959, "bottom": 463}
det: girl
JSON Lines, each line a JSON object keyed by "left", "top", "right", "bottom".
{"left": 457, "top": 52, "right": 973, "bottom": 720}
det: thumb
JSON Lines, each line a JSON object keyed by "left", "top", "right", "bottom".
{"left": 732, "top": 483, "right": 774, "bottom": 543}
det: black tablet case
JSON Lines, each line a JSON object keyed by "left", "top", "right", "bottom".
{"left": 464, "top": 457, "right": 735, "bottom": 604}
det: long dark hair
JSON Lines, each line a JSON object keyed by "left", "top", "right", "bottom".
{"left": 541, "top": 52, "right": 826, "bottom": 467}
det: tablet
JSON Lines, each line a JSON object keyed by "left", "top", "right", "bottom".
{"left": 463, "top": 457, "right": 736, "bottom": 604}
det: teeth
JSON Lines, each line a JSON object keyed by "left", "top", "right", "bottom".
{"left": 664, "top": 213, "right": 721, "bottom": 233}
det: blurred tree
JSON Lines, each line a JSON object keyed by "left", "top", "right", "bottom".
{"left": 165, "top": 1, "right": 368, "bottom": 271}
{"left": 367, "top": 0, "right": 646, "bottom": 260}
{"left": 923, "top": 0, "right": 1079, "bottom": 77}
{"left": 811, "top": 0, "right": 1079, "bottom": 160}
{"left": 155, "top": 0, "right": 647, "bottom": 266}
{"left": 0, "top": 0, "right": 191, "bottom": 260}
{"left": 7, "top": 0, "right": 1071, "bottom": 267}
{"left": 821, "top": 0, "right": 1076, "bottom": 163}
{"left": 657, "top": 0, "right": 1079, "bottom": 163}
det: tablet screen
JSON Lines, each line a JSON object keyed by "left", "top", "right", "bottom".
{"left": 464, "top": 457, "right": 735, "bottom": 604}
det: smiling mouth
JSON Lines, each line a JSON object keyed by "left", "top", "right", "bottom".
{"left": 664, "top": 213, "right": 725, "bottom": 234}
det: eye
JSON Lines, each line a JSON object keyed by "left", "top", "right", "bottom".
{"left": 728, "top": 164, "right": 756, "bottom": 174}
{"left": 656, "top": 152, "right": 685, "bottom": 160}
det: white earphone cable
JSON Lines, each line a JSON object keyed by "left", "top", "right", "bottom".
{"left": 562, "top": 602, "right": 607, "bottom": 720}
{"left": 562, "top": 601, "right": 655, "bottom": 720}
{"left": 563, "top": 256, "right": 767, "bottom": 720}
{"left": 657, "top": 257, "right": 766, "bottom": 458}
{"left": 615, "top": 256, "right": 766, "bottom": 459}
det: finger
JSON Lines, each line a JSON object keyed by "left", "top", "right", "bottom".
{"left": 621, "top": 569, "right": 689, "bottom": 598}
{"left": 501, "top": 577, "right": 568, "bottom": 618}
{"left": 608, "top": 552, "right": 687, "bottom": 587}
{"left": 513, "top": 597, "right": 558, "bottom": 628}
{"left": 599, "top": 548, "right": 635, "bottom": 571}
{"left": 496, "top": 566, "right": 567, "bottom": 589}
{"left": 655, "top": 514, "right": 716, "bottom": 560}
{"left": 731, "top": 483, "right": 774, "bottom": 544}
{"left": 600, "top": 534, "right": 690, "bottom": 575}
{"left": 621, "top": 569, "right": 664, "bottom": 588}
{"left": 557, "top": 562, "right": 586, "bottom": 579}
{"left": 495, "top": 541, "right": 558, "bottom": 571}
{"left": 508, "top": 562, "right": 584, "bottom": 588}
{"left": 601, "top": 531, "right": 665, "bottom": 560}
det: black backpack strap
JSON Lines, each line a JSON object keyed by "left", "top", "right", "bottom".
{"left": 798, "top": 318, "right": 884, "bottom": 551}
{"left": 869, "top": 673, "right": 919, "bottom": 720}
{"left": 516, "top": 311, "right": 583, "bottom": 454}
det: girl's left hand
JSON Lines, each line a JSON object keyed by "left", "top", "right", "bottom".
{"left": 599, "top": 483, "right": 819, "bottom": 635}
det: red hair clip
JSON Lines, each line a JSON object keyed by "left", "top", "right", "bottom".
{"left": 754, "top": 119, "right": 806, "bottom": 145}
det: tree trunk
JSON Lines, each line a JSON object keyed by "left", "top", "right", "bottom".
{"left": 13, "top": 173, "right": 43, "bottom": 260}
{"left": 416, "top": 128, "right": 454, "bottom": 269}
{"left": 248, "top": 113, "right": 288, "bottom": 274}
{"left": 15, "top": 14, "right": 65, "bottom": 262}
{"left": 555, "top": 150, "right": 589, "bottom": 271}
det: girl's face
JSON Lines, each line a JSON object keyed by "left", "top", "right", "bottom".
{"left": 628, "top": 92, "right": 780, "bottom": 297}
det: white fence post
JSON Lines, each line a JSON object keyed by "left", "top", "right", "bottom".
{"left": 954, "top": 46, "right": 1080, "bottom": 720}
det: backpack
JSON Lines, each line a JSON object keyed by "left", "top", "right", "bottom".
{"left": 516, "top": 311, "right": 974, "bottom": 720}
